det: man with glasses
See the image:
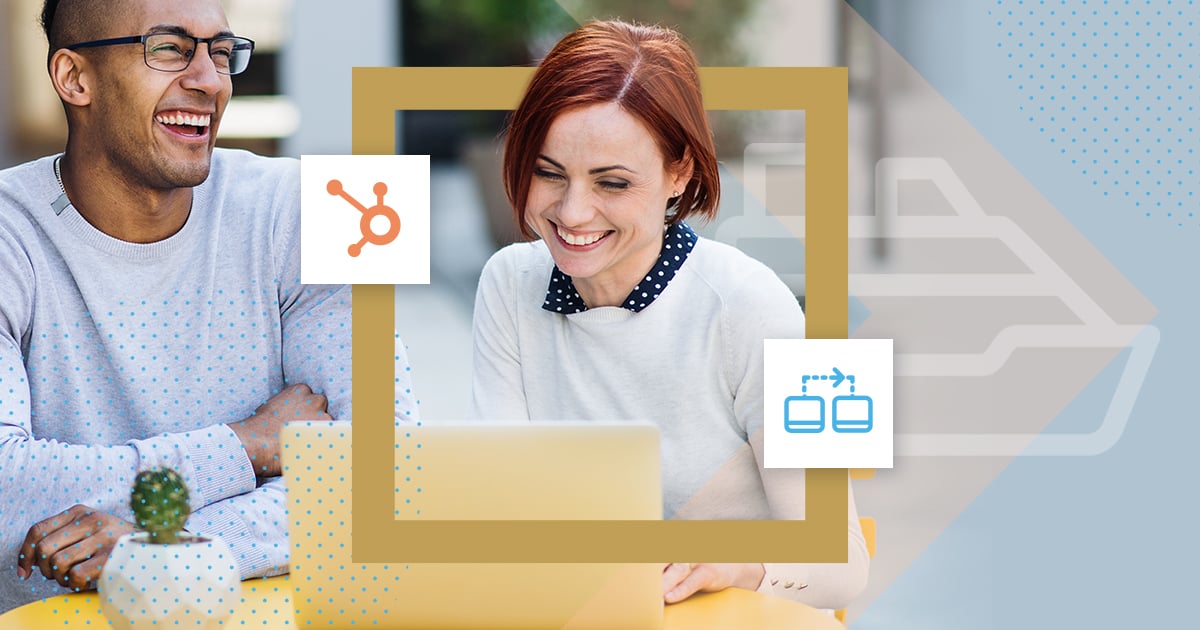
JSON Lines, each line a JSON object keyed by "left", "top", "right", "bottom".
{"left": 0, "top": 0, "right": 416, "bottom": 611}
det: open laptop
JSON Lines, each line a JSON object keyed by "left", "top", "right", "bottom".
{"left": 283, "top": 422, "right": 664, "bottom": 629}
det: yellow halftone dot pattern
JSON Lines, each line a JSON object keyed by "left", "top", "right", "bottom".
{"left": 0, "top": 578, "right": 294, "bottom": 625}
{"left": 286, "top": 426, "right": 406, "bottom": 625}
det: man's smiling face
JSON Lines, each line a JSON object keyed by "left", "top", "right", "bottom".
{"left": 76, "top": 0, "right": 234, "bottom": 189}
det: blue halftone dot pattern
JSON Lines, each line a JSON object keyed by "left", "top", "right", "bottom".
{"left": 394, "top": 333, "right": 421, "bottom": 520}
{"left": 289, "top": 426, "right": 409, "bottom": 626}
{"left": 993, "top": 0, "right": 1198, "bottom": 227}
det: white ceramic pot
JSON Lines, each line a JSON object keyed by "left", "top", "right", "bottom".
{"left": 98, "top": 532, "right": 241, "bottom": 630}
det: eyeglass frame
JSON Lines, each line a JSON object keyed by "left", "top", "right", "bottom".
{"left": 64, "top": 33, "right": 256, "bottom": 75}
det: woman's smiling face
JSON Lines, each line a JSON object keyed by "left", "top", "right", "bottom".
{"left": 525, "top": 102, "right": 691, "bottom": 308}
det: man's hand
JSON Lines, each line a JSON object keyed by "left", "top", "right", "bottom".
{"left": 228, "top": 383, "right": 332, "bottom": 477}
{"left": 661, "top": 562, "right": 766, "bottom": 604}
{"left": 16, "top": 505, "right": 135, "bottom": 591}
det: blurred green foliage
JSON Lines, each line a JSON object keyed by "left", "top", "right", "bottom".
{"left": 407, "top": 0, "right": 755, "bottom": 65}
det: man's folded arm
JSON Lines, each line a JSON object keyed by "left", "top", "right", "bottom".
{"left": 0, "top": 348, "right": 259, "bottom": 532}
{"left": 0, "top": 227, "right": 261, "bottom": 526}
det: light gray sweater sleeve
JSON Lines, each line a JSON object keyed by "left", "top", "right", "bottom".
{"left": 0, "top": 356, "right": 256, "bottom": 522}
{"left": 185, "top": 476, "right": 291, "bottom": 579}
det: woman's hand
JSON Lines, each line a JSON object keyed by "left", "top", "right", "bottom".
{"left": 661, "top": 562, "right": 766, "bottom": 604}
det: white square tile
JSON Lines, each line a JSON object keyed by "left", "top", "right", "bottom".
{"left": 301, "top": 155, "right": 430, "bottom": 284}
{"left": 764, "top": 339, "right": 893, "bottom": 468}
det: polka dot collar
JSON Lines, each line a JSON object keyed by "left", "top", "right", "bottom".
{"left": 542, "top": 222, "right": 698, "bottom": 314}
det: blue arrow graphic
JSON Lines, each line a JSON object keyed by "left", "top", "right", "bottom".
{"left": 831, "top": 367, "right": 845, "bottom": 388}
{"left": 802, "top": 368, "right": 856, "bottom": 388}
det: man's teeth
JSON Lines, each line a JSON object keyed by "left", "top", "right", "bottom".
{"left": 155, "top": 113, "right": 211, "bottom": 127}
{"left": 558, "top": 227, "right": 606, "bottom": 246}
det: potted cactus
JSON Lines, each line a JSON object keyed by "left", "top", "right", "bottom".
{"left": 98, "top": 467, "right": 241, "bottom": 629}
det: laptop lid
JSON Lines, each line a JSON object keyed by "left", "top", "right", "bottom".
{"left": 284, "top": 422, "right": 664, "bottom": 629}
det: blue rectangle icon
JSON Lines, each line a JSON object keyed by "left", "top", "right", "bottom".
{"left": 784, "top": 396, "right": 824, "bottom": 433}
{"left": 832, "top": 395, "right": 873, "bottom": 433}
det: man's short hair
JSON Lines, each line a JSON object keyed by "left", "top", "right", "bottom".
{"left": 40, "top": 0, "right": 56, "bottom": 41}
{"left": 41, "top": 0, "right": 66, "bottom": 49}
{"left": 41, "top": 0, "right": 110, "bottom": 61}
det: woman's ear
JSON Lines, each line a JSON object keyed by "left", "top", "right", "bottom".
{"left": 48, "top": 49, "right": 92, "bottom": 107}
{"left": 670, "top": 147, "right": 696, "bottom": 195}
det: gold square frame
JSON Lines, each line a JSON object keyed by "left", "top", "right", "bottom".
{"left": 350, "top": 67, "right": 848, "bottom": 563}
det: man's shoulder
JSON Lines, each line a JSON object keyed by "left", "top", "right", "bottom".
{"left": 199, "top": 150, "right": 300, "bottom": 227}
{"left": 0, "top": 155, "right": 57, "bottom": 203}
{"left": 0, "top": 155, "right": 57, "bottom": 236}
{"left": 206, "top": 148, "right": 298, "bottom": 188}
{"left": 0, "top": 154, "right": 55, "bottom": 178}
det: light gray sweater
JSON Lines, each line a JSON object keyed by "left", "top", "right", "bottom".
{"left": 468, "top": 238, "right": 868, "bottom": 609}
{"left": 0, "top": 149, "right": 416, "bottom": 612}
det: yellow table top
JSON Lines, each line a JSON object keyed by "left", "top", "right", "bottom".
{"left": 0, "top": 575, "right": 844, "bottom": 628}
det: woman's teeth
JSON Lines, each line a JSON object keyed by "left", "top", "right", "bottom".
{"left": 558, "top": 227, "right": 606, "bottom": 246}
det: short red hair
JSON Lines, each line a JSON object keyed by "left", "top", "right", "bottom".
{"left": 503, "top": 20, "right": 721, "bottom": 240}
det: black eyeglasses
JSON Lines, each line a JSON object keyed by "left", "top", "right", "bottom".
{"left": 66, "top": 33, "right": 255, "bottom": 75}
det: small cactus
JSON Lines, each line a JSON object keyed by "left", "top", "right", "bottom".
{"left": 130, "top": 467, "right": 191, "bottom": 544}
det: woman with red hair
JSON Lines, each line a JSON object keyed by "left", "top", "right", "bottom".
{"left": 469, "top": 19, "right": 868, "bottom": 609}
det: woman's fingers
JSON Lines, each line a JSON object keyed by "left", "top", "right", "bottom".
{"left": 661, "top": 562, "right": 693, "bottom": 600}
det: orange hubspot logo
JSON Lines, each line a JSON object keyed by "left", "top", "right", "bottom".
{"left": 326, "top": 179, "right": 401, "bottom": 257}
